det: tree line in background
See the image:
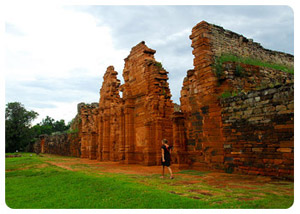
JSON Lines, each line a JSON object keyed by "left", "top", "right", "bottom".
{"left": 5, "top": 102, "right": 70, "bottom": 153}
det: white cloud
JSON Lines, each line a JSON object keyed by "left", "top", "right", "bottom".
{"left": 31, "top": 101, "right": 80, "bottom": 124}
{"left": 5, "top": 5, "right": 128, "bottom": 124}
{"left": 5, "top": 5, "right": 127, "bottom": 79}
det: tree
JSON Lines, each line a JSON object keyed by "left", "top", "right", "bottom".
{"left": 36, "top": 116, "right": 55, "bottom": 135}
{"left": 5, "top": 102, "right": 38, "bottom": 153}
{"left": 31, "top": 116, "right": 70, "bottom": 137}
{"left": 41, "top": 116, "right": 55, "bottom": 127}
{"left": 53, "top": 119, "right": 70, "bottom": 133}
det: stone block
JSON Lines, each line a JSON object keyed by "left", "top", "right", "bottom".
{"left": 224, "top": 144, "right": 232, "bottom": 149}
{"left": 276, "top": 105, "right": 287, "bottom": 112}
{"left": 280, "top": 141, "right": 294, "bottom": 147}
{"left": 252, "top": 148, "right": 263, "bottom": 152}
{"left": 277, "top": 148, "right": 292, "bottom": 153}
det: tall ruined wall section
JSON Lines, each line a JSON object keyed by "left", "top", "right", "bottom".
{"left": 180, "top": 21, "right": 294, "bottom": 177}
{"left": 78, "top": 103, "right": 99, "bottom": 160}
{"left": 180, "top": 21, "right": 225, "bottom": 169}
{"left": 96, "top": 42, "right": 174, "bottom": 165}
{"left": 98, "top": 66, "right": 123, "bottom": 162}
{"left": 120, "top": 41, "right": 174, "bottom": 165}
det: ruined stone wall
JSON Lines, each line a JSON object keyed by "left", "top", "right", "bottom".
{"left": 34, "top": 133, "right": 81, "bottom": 157}
{"left": 221, "top": 84, "right": 294, "bottom": 178}
{"left": 98, "top": 66, "right": 123, "bottom": 162}
{"left": 219, "top": 62, "right": 293, "bottom": 93}
{"left": 96, "top": 42, "right": 174, "bottom": 165}
{"left": 122, "top": 42, "right": 174, "bottom": 165}
{"left": 180, "top": 21, "right": 294, "bottom": 176}
{"left": 180, "top": 21, "right": 225, "bottom": 169}
{"left": 209, "top": 23, "right": 294, "bottom": 68}
{"left": 78, "top": 103, "right": 99, "bottom": 160}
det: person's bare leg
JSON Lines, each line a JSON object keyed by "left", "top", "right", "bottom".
{"left": 167, "top": 167, "right": 174, "bottom": 179}
{"left": 161, "top": 166, "right": 165, "bottom": 178}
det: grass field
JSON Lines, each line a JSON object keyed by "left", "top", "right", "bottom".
{"left": 5, "top": 153, "right": 294, "bottom": 209}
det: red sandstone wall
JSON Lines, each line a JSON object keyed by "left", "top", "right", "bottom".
{"left": 34, "top": 133, "right": 81, "bottom": 157}
{"left": 179, "top": 21, "right": 294, "bottom": 178}
{"left": 78, "top": 103, "right": 99, "bottom": 159}
{"left": 180, "top": 21, "right": 225, "bottom": 169}
{"left": 96, "top": 42, "right": 174, "bottom": 165}
{"left": 98, "top": 66, "right": 123, "bottom": 161}
{"left": 121, "top": 42, "right": 174, "bottom": 165}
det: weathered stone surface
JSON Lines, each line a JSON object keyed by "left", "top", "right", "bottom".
{"left": 221, "top": 84, "right": 294, "bottom": 178}
{"left": 96, "top": 42, "right": 174, "bottom": 165}
{"left": 79, "top": 103, "right": 99, "bottom": 159}
{"left": 34, "top": 133, "right": 81, "bottom": 157}
{"left": 180, "top": 21, "right": 294, "bottom": 178}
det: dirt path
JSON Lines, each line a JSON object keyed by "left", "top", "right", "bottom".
{"left": 42, "top": 154, "right": 292, "bottom": 190}
{"left": 45, "top": 155, "right": 179, "bottom": 175}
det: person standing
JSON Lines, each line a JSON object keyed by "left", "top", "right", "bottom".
{"left": 161, "top": 139, "right": 174, "bottom": 179}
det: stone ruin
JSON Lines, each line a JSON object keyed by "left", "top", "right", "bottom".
{"left": 80, "top": 42, "right": 174, "bottom": 165}
{"left": 36, "top": 21, "right": 294, "bottom": 179}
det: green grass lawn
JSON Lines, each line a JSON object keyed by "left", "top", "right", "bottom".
{"left": 5, "top": 153, "right": 294, "bottom": 209}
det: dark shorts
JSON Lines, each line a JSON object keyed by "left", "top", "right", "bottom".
{"left": 162, "top": 159, "right": 171, "bottom": 167}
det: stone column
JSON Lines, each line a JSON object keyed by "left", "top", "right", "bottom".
{"left": 80, "top": 134, "right": 87, "bottom": 158}
{"left": 155, "top": 119, "right": 163, "bottom": 165}
{"left": 41, "top": 137, "right": 45, "bottom": 154}
{"left": 102, "top": 115, "right": 110, "bottom": 161}
{"left": 97, "top": 116, "right": 103, "bottom": 161}
{"left": 124, "top": 103, "right": 135, "bottom": 164}
{"left": 143, "top": 120, "right": 156, "bottom": 165}
{"left": 89, "top": 133, "right": 97, "bottom": 160}
{"left": 118, "top": 108, "right": 126, "bottom": 161}
{"left": 172, "top": 112, "right": 187, "bottom": 166}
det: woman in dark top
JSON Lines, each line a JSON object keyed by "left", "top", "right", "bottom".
{"left": 161, "top": 139, "right": 174, "bottom": 179}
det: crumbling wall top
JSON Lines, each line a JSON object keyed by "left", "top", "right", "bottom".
{"left": 190, "top": 20, "right": 294, "bottom": 68}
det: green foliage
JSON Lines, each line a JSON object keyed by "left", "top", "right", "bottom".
{"left": 154, "top": 61, "right": 164, "bottom": 70}
{"left": 66, "top": 128, "right": 79, "bottom": 134}
{"left": 219, "top": 90, "right": 239, "bottom": 99}
{"left": 213, "top": 57, "right": 224, "bottom": 85}
{"left": 5, "top": 102, "right": 38, "bottom": 153}
{"left": 216, "top": 54, "right": 294, "bottom": 74}
{"left": 32, "top": 116, "right": 70, "bottom": 137}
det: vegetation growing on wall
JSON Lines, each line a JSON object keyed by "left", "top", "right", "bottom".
{"left": 219, "top": 90, "right": 239, "bottom": 99}
{"left": 214, "top": 54, "right": 294, "bottom": 75}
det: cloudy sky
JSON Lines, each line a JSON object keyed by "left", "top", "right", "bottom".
{"left": 3, "top": 4, "right": 294, "bottom": 124}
